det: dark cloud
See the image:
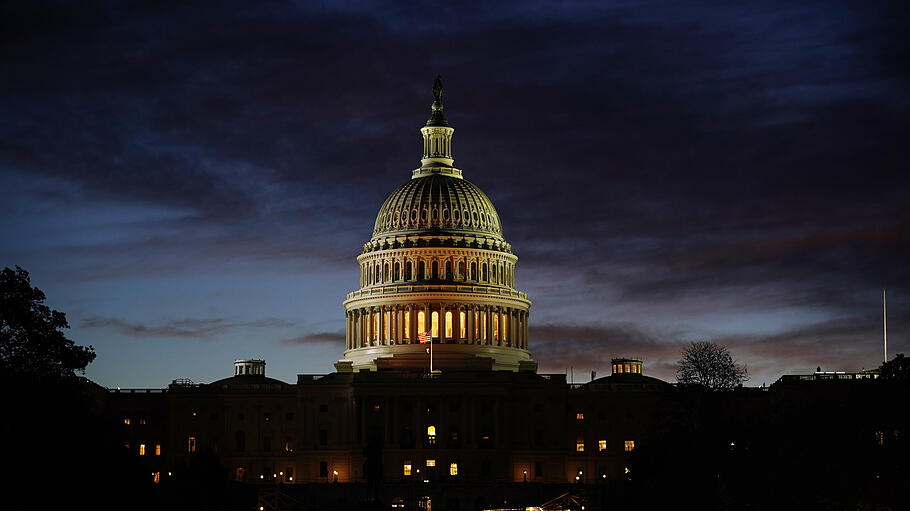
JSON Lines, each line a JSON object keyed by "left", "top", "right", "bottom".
{"left": 281, "top": 332, "right": 345, "bottom": 346}
{"left": 82, "top": 316, "right": 291, "bottom": 339}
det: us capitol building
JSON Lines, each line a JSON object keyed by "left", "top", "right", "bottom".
{"left": 108, "top": 79, "right": 670, "bottom": 504}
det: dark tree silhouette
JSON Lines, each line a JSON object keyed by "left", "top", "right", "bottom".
{"left": 0, "top": 266, "right": 95, "bottom": 379}
{"left": 880, "top": 353, "right": 909, "bottom": 380}
{"left": 676, "top": 341, "right": 747, "bottom": 390}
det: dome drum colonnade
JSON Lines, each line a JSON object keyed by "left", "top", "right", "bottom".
{"left": 340, "top": 77, "right": 534, "bottom": 372}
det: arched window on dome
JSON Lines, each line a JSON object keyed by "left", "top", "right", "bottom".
{"left": 384, "top": 311, "right": 391, "bottom": 341}
{"left": 384, "top": 263, "right": 390, "bottom": 282}
{"left": 481, "top": 263, "right": 487, "bottom": 282}
{"left": 445, "top": 311, "right": 452, "bottom": 339}
{"left": 499, "top": 264, "right": 504, "bottom": 284}
{"left": 491, "top": 264, "right": 496, "bottom": 283}
{"left": 418, "top": 261, "right": 425, "bottom": 280}
{"left": 373, "top": 313, "right": 379, "bottom": 342}
{"left": 431, "top": 311, "right": 439, "bottom": 338}
{"left": 375, "top": 263, "right": 381, "bottom": 283}
{"left": 404, "top": 310, "right": 411, "bottom": 340}
{"left": 459, "top": 311, "right": 466, "bottom": 339}
{"left": 474, "top": 310, "right": 479, "bottom": 340}
{"left": 432, "top": 261, "right": 439, "bottom": 279}
{"left": 369, "top": 265, "right": 373, "bottom": 285}
{"left": 417, "top": 310, "right": 426, "bottom": 335}
{"left": 395, "top": 262, "right": 401, "bottom": 281}
{"left": 445, "top": 261, "right": 452, "bottom": 280}
{"left": 493, "top": 313, "right": 499, "bottom": 342}
{"left": 406, "top": 261, "right": 413, "bottom": 280}
{"left": 480, "top": 310, "right": 487, "bottom": 341}
{"left": 471, "top": 262, "right": 477, "bottom": 281}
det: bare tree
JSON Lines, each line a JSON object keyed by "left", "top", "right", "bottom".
{"left": 676, "top": 341, "right": 748, "bottom": 390}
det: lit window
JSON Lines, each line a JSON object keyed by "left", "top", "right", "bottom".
{"left": 493, "top": 314, "right": 499, "bottom": 340}
{"left": 404, "top": 310, "right": 411, "bottom": 339}
{"left": 153, "top": 472, "right": 160, "bottom": 484}
{"left": 124, "top": 418, "right": 131, "bottom": 425}
{"left": 598, "top": 440, "right": 606, "bottom": 452}
{"left": 426, "top": 459, "right": 436, "bottom": 467}
{"left": 459, "top": 311, "right": 466, "bottom": 338}
{"left": 139, "top": 418, "right": 147, "bottom": 425}
{"left": 417, "top": 311, "right": 425, "bottom": 334}
{"left": 576, "top": 413, "right": 584, "bottom": 420}
{"left": 139, "top": 444, "right": 146, "bottom": 456}
{"left": 373, "top": 404, "right": 381, "bottom": 412}
{"left": 624, "top": 467, "right": 630, "bottom": 474}
{"left": 192, "top": 411, "right": 197, "bottom": 417}
{"left": 431, "top": 311, "right": 439, "bottom": 338}
{"left": 445, "top": 311, "right": 453, "bottom": 338}
{"left": 875, "top": 431, "right": 884, "bottom": 445}
{"left": 576, "top": 442, "right": 584, "bottom": 452}
{"left": 403, "top": 462, "right": 412, "bottom": 476}
{"left": 427, "top": 425, "right": 436, "bottom": 436}
{"left": 449, "top": 463, "right": 458, "bottom": 476}
{"left": 285, "top": 439, "right": 294, "bottom": 452}
{"left": 624, "top": 440, "right": 635, "bottom": 452}
{"left": 155, "top": 444, "right": 161, "bottom": 456}
{"left": 188, "top": 436, "right": 197, "bottom": 453}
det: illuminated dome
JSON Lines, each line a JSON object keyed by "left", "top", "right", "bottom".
{"left": 369, "top": 174, "right": 507, "bottom": 250}
{"left": 338, "top": 77, "right": 534, "bottom": 373}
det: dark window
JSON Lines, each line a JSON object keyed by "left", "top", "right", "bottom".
{"left": 418, "top": 261, "right": 425, "bottom": 279}
{"left": 535, "top": 462, "right": 543, "bottom": 477}
{"left": 263, "top": 436, "right": 272, "bottom": 452}
{"left": 235, "top": 430, "right": 246, "bottom": 452}
{"left": 535, "top": 402, "right": 544, "bottom": 412}
{"left": 481, "top": 460, "right": 490, "bottom": 476}
{"left": 319, "top": 461, "right": 328, "bottom": 477}
{"left": 445, "top": 261, "right": 452, "bottom": 279}
{"left": 319, "top": 404, "right": 328, "bottom": 413}
{"left": 209, "top": 412, "right": 217, "bottom": 421}
{"left": 432, "top": 261, "right": 438, "bottom": 279}
{"left": 406, "top": 262, "right": 413, "bottom": 280}
{"left": 472, "top": 262, "right": 477, "bottom": 280}
{"left": 395, "top": 262, "right": 400, "bottom": 280}
{"left": 237, "top": 413, "right": 244, "bottom": 421}
{"left": 458, "top": 261, "right": 465, "bottom": 278}
{"left": 319, "top": 429, "right": 328, "bottom": 446}
{"left": 535, "top": 430, "right": 543, "bottom": 447}
{"left": 285, "top": 412, "right": 294, "bottom": 421}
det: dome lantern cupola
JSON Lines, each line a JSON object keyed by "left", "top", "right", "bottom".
{"left": 416, "top": 75, "right": 461, "bottom": 178}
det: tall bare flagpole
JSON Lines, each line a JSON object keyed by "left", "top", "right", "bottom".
{"left": 430, "top": 335, "right": 434, "bottom": 373}
{"left": 883, "top": 289, "right": 887, "bottom": 363}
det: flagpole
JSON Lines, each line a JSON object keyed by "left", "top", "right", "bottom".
{"left": 430, "top": 335, "right": 434, "bottom": 373}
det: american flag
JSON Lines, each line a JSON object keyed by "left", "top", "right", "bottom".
{"left": 418, "top": 331, "right": 432, "bottom": 343}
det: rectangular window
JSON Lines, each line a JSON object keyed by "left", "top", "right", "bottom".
{"left": 404, "top": 310, "right": 411, "bottom": 339}
{"left": 139, "top": 443, "right": 146, "bottom": 456}
{"left": 123, "top": 418, "right": 131, "bottom": 425}
{"left": 285, "top": 412, "right": 294, "bottom": 420}
{"left": 426, "top": 459, "right": 436, "bottom": 467}
{"left": 449, "top": 463, "right": 458, "bottom": 476}
{"left": 459, "top": 311, "right": 466, "bottom": 338}
{"left": 319, "top": 404, "right": 328, "bottom": 413}
{"left": 285, "top": 438, "right": 294, "bottom": 452}
{"left": 139, "top": 418, "right": 147, "bottom": 425}
{"left": 187, "top": 436, "right": 197, "bottom": 453}
{"left": 576, "top": 413, "right": 584, "bottom": 420}
{"left": 155, "top": 444, "right": 161, "bottom": 456}
{"left": 474, "top": 311, "right": 479, "bottom": 338}
{"left": 263, "top": 436, "right": 272, "bottom": 452}
{"left": 624, "top": 440, "right": 635, "bottom": 452}
{"left": 534, "top": 461, "right": 543, "bottom": 477}
{"left": 319, "top": 461, "right": 328, "bottom": 477}
{"left": 598, "top": 440, "right": 607, "bottom": 452}
{"left": 319, "top": 429, "right": 328, "bottom": 446}
{"left": 403, "top": 462, "right": 412, "bottom": 476}
{"left": 576, "top": 442, "right": 584, "bottom": 452}
{"left": 481, "top": 311, "right": 487, "bottom": 339}
{"left": 384, "top": 311, "right": 390, "bottom": 340}
{"left": 153, "top": 472, "right": 160, "bottom": 484}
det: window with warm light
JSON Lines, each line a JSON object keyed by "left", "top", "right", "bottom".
{"left": 460, "top": 311, "right": 466, "bottom": 338}
{"left": 384, "top": 311, "right": 390, "bottom": 340}
{"left": 431, "top": 311, "right": 439, "bottom": 338}
{"left": 404, "top": 310, "right": 411, "bottom": 339}
{"left": 139, "top": 444, "right": 146, "bottom": 456}
{"left": 493, "top": 314, "right": 499, "bottom": 340}
{"left": 417, "top": 311, "right": 425, "bottom": 334}
{"left": 445, "top": 311, "right": 453, "bottom": 338}
{"left": 427, "top": 425, "right": 437, "bottom": 446}
{"left": 153, "top": 472, "right": 160, "bottom": 484}
{"left": 598, "top": 440, "right": 607, "bottom": 452}
{"left": 139, "top": 418, "right": 147, "bottom": 425}
{"left": 576, "top": 412, "right": 584, "bottom": 420}
{"left": 155, "top": 444, "right": 161, "bottom": 456}
{"left": 576, "top": 442, "right": 584, "bottom": 452}
{"left": 624, "top": 440, "right": 635, "bottom": 452}
{"left": 187, "top": 436, "right": 197, "bottom": 453}
{"left": 403, "top": 462, "right": 412, "bottom": 476}
{"left": 449, "top": 463, "right": 458, "bottom": 476}
{"left": 426, "top": 459, "right": 436, "bottom": 467}
{"left": 124, "top": 418, "right": 131, "bottom": 425}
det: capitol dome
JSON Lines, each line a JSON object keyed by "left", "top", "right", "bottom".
{"left": 338, "top": 77, "right": 534, "bottom": 373}
{"left": 370, "top": 174, "right": 506, "bottom": 248}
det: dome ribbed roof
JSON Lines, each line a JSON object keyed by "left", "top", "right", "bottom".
{"left": 372, "top": 174, "right": 503, "bottom": 240}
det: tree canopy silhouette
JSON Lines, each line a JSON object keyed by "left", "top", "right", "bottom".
{"left": 880, "top": 353, "right": 909, "bottom": 380}
{"left": 0, "top": 266, "right": 95, "bottom": 379}
{"left": 676, "top": 341, "right": 747, "bottom": 390}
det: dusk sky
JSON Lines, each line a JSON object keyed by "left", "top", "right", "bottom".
{"left": 2, "top": 1, "right": 908, "bottom": 388}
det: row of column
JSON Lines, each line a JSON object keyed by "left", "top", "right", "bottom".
{"left": 345, "top": 304, "right": 528, "bottom": 351}
{"left": 360, "top": 256, "right": 514, "bottom": 288}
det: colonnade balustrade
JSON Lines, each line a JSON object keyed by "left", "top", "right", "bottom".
{"left": 344, "top": 304, "right": 529, "bottom": 352}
